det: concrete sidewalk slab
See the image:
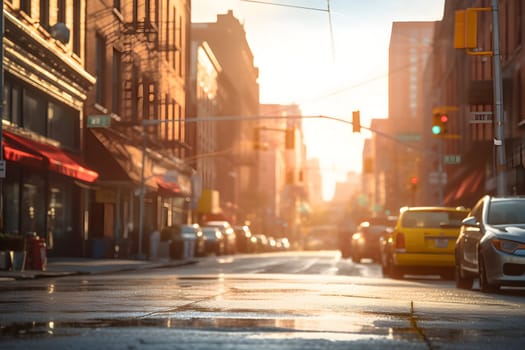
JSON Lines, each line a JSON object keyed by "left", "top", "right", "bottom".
{"left": 0, "top": 257, "right": 197, "bottom": 281}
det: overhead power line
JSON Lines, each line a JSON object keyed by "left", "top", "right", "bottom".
{"left": 240, "top": 0, "right": 328, "bottom": 12}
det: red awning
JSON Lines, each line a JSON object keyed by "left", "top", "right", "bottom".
{"left": 4, "top": 131, "right": 99, "bottom": 183}
{"left": 2, "top": 139, "right": 44, "bottom": 166}
{"left": 454, "top": 171, "right": 483, "bottom": 200}
{"left": 155, "top": 175, "right": 183, "bottom": 196}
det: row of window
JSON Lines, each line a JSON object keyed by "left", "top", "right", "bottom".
{"left": 3, "top": 74, "right": 80, "bottom": 150}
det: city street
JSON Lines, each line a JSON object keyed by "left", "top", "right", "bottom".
{"left": 1, "top": 251, "right": 525, "bottom": 349}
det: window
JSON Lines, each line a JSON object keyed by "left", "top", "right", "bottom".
{"left": 48, "top": 101, "right": 80, "bottom": 149}
{"left": 3, "top": 167, "right": 21, "bottom": 234}
{"left": 131, "top": 64, "right": 139, "bottom": 122}
{"left": 178, "top": 16, "right": 183, "bottom": 75}
{"left": 20, "top": 0, "right": 31, "bottom": 16}
{"left": 40, "top": 0, "right": 50, "bottom": 29}
{"left": 23, "top": 88, "right": 47, "bottom": 135}
{"left": 517, "top": 0, "right": 522, "bottom": 46}
{"left": 57, "top": 0, "right": 66, "bottom": 23}
{"left": 73, "top": 0, "right": 81, "bottom": 55}
{"left": 47, "top": 176, "right": 73, "bottom": 250}
{"left": 112, "top": 48, "right": 122, "bottom": 116}
{"left": 3, "top": 78, "right": 22, "bottom": 124}
{"left": 21, "top": 174, "right": 46, "bottom": 237}
{"left": 95, "top": 33, "right": 106, "bottom": 106}
{"left": 165, "top": 2, "right": 171, "bottom": 60}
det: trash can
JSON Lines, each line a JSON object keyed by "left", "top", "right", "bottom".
{"left": 26, "top": 235, "right": 47, "bottom": 271}
{"left": 149, "top": 230, "right": 160, "bottom": 260}
{"left": 182, "top": 233, "right": 196, "bottom": 259}
{"left": 169, "top": 237, "right": 184, "bottom": 260}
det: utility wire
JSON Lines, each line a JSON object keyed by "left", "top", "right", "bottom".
{"left": 240, "top": 0, "right": 328, "bottom": 12}
{"left": 240, "top": 0, "right": 335, "bottom": 61}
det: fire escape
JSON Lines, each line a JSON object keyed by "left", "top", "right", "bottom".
{"left": 118, "top": 14, "right": 190, "bottom": 160}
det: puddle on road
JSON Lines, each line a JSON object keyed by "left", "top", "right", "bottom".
{"left": 0, "top": 308, "right": 477, "bottom": 344}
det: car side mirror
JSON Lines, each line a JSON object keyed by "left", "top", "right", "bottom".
{"left": 461, "top": 216, "right": 479, "bottom": 227}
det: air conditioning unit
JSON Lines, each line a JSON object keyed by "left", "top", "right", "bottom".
{"left": 50, "top": 22, "right": 70, "bottom": 44}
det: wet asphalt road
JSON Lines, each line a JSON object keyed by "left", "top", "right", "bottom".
{"left": 1, "top": 251, "right": 525, "bottom": 349}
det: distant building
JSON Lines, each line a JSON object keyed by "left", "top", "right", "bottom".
{"left": 187, "top": 40, "right": 222, "bottom": 218}
{"left": 386, "top": 21, "right": 436, "bottom": 212}
{"left": 258, "top": 104, "right": 307, "bottom": 237}
{"left": 192, "top": 10, "right": 260, "bottom": 224}
{"left": 306, "top": 158, "right": 323, "bottom": 207}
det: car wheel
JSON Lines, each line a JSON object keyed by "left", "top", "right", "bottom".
{"left": 384, "top": 255, "right": 403, "bottom": 279}
{"left": 441, "top": 268, "right": 455, "bottom": 281}
{"left": 479, "top": 255, "right": 499, "bottom": 293}
{"left": 389, "top": 265, "right": 403, "bottom": 279}
{"left": 454, "top": 262, "right": 473, "bottom": 289}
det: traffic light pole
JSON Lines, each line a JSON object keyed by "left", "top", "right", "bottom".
{"left": 438, "top": 138, "right": 444, "bottom": 205}
{"left": 491, "top": 0, "right": 507, "bottom": 196}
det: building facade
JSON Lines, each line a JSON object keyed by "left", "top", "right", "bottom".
{"left": 1, "top": 0, "right": 99, "bottom": 257}
{"left": 83, "top": 0, "right": 192, "bottom": 258}
{"left": 430, "top": 0, "right": 524, "bottom": 208}
{"left": 385, "top": 21, "right": 436, "bottom": 213}
{"left": 191, "top": 10, "right": 260, "bottom": 225}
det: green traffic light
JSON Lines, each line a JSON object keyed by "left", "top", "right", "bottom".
{"left": 432, "top": 125, "right": 442, "bottom": 135}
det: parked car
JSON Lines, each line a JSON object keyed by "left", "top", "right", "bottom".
{"left": 234, "top": 225, "right": 254, "bottom": 253}
{"left": 275, "top": 237, "right": 291, "bottom": 251}
{"left": 203, "top": 221, "right": 236, "bottom": 254}
{"left": 201, "top": 226, "right": 225, "bottom": 256}
{"left": 380, "top": 206, "right": 469, "bottom": 279}
{"left": 350, "top": 217, "right": 395, "bottom": 263}
{"left": 180, "top": 224, "right": 205, "bottom": 258}
{"left": 252, "top": 234, "right": 269, "bottom": 253}
{"left": 160, "top": 224, "right": 204, "bottom": 259}
{"left": 455, "top": 195, "right": 525, "bottom": 292}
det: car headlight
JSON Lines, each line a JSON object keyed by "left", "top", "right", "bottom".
{"left": 492, "top": 238, "right": 525, "bottom": 255}
{"left": 352, "top": 233, "right": 362, "bottom": 241}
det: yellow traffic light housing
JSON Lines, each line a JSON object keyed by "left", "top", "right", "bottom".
{"left": 352, "top": 111, "right": 361, "bottom": 133}
{"left": 432, "top": 113, "right": 443, "bottom": 136}
{"left": 454, "top": 7, "right": 491, "bottom": 55}
{"left": 285, "top": 128, "right": 295, "bottom": 149}
{"left": 253, "top": 127, "right": 261, "bottom": 150}
{"left": 432, "top": 113, "right": 449, "bottom": 136}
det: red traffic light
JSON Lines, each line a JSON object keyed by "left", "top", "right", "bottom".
{"left": 440, "top": 114, "right": 449, "bottom": 123}
{"left": 410, "top": 176, "right": 419, "bottom": 185}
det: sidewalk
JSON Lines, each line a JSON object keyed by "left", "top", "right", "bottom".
{"left": 0, "top": 257, "right": 197, "bottom": 281}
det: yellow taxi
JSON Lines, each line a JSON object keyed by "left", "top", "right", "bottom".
{"left": 380, "top": 206, "right": 469, "bottom": 279}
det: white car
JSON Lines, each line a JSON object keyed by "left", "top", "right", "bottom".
{"left": 455, "top": 195, "right": 525, "bottom": 292}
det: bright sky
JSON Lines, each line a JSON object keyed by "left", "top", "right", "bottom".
{"left": 192, "top": 0, "right": 445, "bottom": 201}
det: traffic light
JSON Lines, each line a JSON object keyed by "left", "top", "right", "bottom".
{"left": 440, "top": 114, "right": 449, "bottom": 134}
{"left": 432, "top": 112, "right": 449, "bottom": 136}
{"left": 253, "top": 128, "right": 260, "bottom": 150}
{"left": 409, "top": 176, "right": 419, "bottom": 191}
{"left": 285, "top": 128, "right": 295, "bottom": 149}
{"left": 352, "top": 111, "right": 361, "bottom": 133}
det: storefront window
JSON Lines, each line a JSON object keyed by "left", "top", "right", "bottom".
{"left": 48, "top": 176, "right": 73, "bottom": 250}
{"left": 3, "top": 166, "right": 21, "bottom": 234}
{"left": 21, "top": 174, "right": 46, "bottom": 237}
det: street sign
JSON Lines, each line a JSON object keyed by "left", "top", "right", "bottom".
{"left": 428, "top": 171, "right": 447, "bottom": 185}
{"left": 469, "top": 111, "right": 493, "bottom": 124}
{"left": 444, "top": 154, "right": 462, "bottom": 164}
{"left": 396, "top": 133, "right": 421, "bottom": 142}
{"left": 87, "top": 115, "right": 111, "bottom": 128}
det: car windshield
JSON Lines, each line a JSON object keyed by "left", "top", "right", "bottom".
{"left": 402, "top": 211, "right": 467, "bottom": 228}
{"left": 487, "top": 200, "right": 525, "bottom": 225}
{"left": 362, "top": 225, "right": 389, "bottom": 234}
